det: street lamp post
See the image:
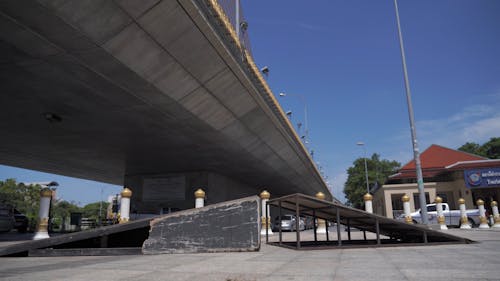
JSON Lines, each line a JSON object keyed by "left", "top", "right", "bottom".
{"left": 279, "top": 92, "right": 309, "bottom": 145}
{"left": 393, "top": 0, "right": 428, "bottom": 224}
{"left": 356, "top": 142, "right": 370, "bottom": 194}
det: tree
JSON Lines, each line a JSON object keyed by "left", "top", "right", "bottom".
{"left": 0, "top": 179, "right": 42, "bottom": 230}
{"left": 81, "top": 201, "right": 109, "bottom": 221}
{"left": 481, "top": 137, "right": 500, "bottom": 159}
{"left": 458, "top": 142, "right": 482, "bottom": 156}
{"left": 344, "top": 154, "right": 400, "bottom": 209}
{"left": 458, "top": 137, "right": 500, "bottom": 159}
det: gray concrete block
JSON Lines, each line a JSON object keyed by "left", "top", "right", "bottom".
{"left": 142, "top": 196, "right": 261, "bottom": 254}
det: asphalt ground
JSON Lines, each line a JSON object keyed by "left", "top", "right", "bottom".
{"left": 1, "top": 228, "right": 499, "bottom": 281}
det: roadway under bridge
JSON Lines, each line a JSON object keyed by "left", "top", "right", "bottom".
{"left": 0, "top": 0, "right": 333, "bottom": 211}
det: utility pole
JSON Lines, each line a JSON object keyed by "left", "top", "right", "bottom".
{"left": 394, "top": 0, "right": 428, "bottom": 224}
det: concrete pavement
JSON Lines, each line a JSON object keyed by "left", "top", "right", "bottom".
{"left": 1, "top": 228, "right": 499, "bottom": 281}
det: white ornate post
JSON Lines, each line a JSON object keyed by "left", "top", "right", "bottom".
{"left": 119, "top": 187, "right": 132, "bottom": 223}
{"left": 458, "top": 198, "right": 471, "bottom": 229}
{"left": 477, "top": 199, "right": 490, "bottom": 229}
{"left": 315, "top": 192, "right": 327, "bottom": 234}
{"left": 402, "top": 194, "right": 412, "bottom": 223}
{"left": 260, "top": 190, "right": 273, "bottom": 235}
{"left": 491, "top": 201, "right": 500, "bottom": 228}
{"left": 364, "top": 193, "right": 373, "bottom": 214}
{"left": 33, "top": 188, "right": 52, "bottom": 240}
{"left": 435, "top": 196, "right": 448, "bottom": 230}
{"left": 194, "top": 188, "right": 205, "bottom": 208}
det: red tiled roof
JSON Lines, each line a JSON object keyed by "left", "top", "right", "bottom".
{"left": 390, "top": 145, "right": 489, "bottom": 180}
{"left": 400, "top": 144, "right": 485, "bottom": 171}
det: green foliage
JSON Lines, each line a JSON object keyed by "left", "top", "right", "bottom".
{"left": 81, "top": 201, "right": 109, "bottom": 221}
{"left": 343, "top": 154, "right": 400, "bottom": 209}
{"left": 458, "top": 137, "right": 500, "bottom": 159}
{"left": 0, "top": 179, "right": 42, "bottom": 226}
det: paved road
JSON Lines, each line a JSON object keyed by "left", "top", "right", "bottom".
{"left": 1, "top": 228, "right": 499, "bottom": 281}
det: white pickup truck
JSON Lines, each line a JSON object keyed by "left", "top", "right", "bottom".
{"left": 404, "top": 203, "right": 481, "bottom": 227}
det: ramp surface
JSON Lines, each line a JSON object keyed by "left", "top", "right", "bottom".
{"left": 267, "top": 194, "right": 472, "bottom": 248}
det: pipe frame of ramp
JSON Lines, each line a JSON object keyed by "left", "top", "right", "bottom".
{"left": 266, "top": 194, "right": 472, "bottom": 250}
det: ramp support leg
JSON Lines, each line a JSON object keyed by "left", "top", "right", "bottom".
{"left": 313, "top": 209, "right": 317, "bottom": 242}
{"left": 347, "top": 219, "right": 351, "bottom": 241}
{"left": 375, "top": 218, "right": 381, "bottom": 245}
{"left": 336, "top": 207, "right": 342, "bottom": 246}
{"left": 295, "top": 196, "right": 301, "bottom": 249}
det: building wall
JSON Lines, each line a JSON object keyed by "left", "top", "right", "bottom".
{"left": 374, "top": 171, "right": 480, "bottom": 218}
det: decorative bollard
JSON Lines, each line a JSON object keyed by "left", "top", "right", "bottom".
{"left": 34, "top": 188, "right": 53, "bottom": 240}
{"left": 402, "top": 194, "right": 412, "bottom": 224}
{"left": 435, "top": 196, "right": 448, "bottom": 230}
{"left": 364, "top": 193, "right": 373, "bottom": 214}
{"left": 477, "top": 199, "right": 490, "bottom": 229}
{"left": 194, "top": 188, "right": 205, "bottom": 209}
{"left": 260, "top": 190, "right": 273, "bottom": 235}
{"left": 119, "top": 187, "right": 132, "bottom": 223}
{"left": 315, "top": 192, "right": 327, "bottom": 234}
{"left": 458, "top": 198, "right": 471, "bottom": 229}
{"left": 491, "top": 201, "right": 500, "bottom": 228}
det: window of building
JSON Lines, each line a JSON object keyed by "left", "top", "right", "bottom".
{"left": 413, "top": 192, "right": 430, "bottom": 210}
{"left": 391, "top": 193, "right": 405, "bottom": 218}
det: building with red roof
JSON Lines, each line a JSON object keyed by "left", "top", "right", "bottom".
{"left": 372, "top": 145, "right": 500, "bottom": 219}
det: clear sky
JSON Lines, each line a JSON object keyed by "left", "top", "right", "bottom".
{"left": 1, "top": 0, "right": 499, "bottom": 204}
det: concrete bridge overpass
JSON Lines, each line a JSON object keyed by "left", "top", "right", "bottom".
{"left": 0, "top": 0, "right": 332, "bottom": 212}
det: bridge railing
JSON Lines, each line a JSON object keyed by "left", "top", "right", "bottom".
{"left": 215, "top": 0, "right": 253, "bottom": 56}
{"left": 196, "top": 0, "right": 328, "bottom": 194}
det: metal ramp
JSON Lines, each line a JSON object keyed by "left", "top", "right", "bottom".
{"left": 265, "top": 193, "right": 472, "bottom": 249}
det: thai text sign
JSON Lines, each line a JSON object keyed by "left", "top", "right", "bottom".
{"left": 464, "top": 168, "right": 500, "bottom": 188}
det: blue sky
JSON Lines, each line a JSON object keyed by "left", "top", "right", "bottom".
{"left": 1, "top": 0, "right": 499, "bottom": 204}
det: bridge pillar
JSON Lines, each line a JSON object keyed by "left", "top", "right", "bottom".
{"left": 260, "top": 190, "right": 273, "bottom": 235}
{"left": 315, "top": 192, "right": 327, "bottom": 234}
{"left": 458, "top": 198, "right": 471, "bottom": 229}
{"left": 491, "top": 201, "right": 500, "bottom": 228}
{"left": 194, "top": 188, "right": 205, "bottom": 208}
{"left": 33, "top": 188, "right": 52, "bottom": 240}
{"left": 119, "top": 188, "right": 132, "bottom": 223}
{"left": 435, "top": 196, "right": 448, "bottom": 230}
{"left": 402, "top": 194, "right": 412, "bottom": 224}
{"left": 477, "top": 199, "right": 490, "bottom": 229}
{"left": 363, "top": 193, "right": 373, "bottom": 214}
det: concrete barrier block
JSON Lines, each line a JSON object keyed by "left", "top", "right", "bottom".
{"left": 142, "top": 195, "right": 260, "bottom": 254}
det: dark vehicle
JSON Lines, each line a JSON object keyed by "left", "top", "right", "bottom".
{"left": 13, "top": 209, "right": 29, "bottom": 232}
{"left": 0, "top": 207, "right": 15, "bottom": 232}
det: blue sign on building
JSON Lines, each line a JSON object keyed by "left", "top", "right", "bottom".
{"left": 464, "top": 168, "right": 500, "bottom": 188}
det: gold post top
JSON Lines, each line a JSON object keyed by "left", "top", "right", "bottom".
{"left": 476, "top": 199, "right": 484, "bottom": 206}
{"left": 402, "top": 194, "right": 410, "bottom": 202}
{"left": 458, "top": 198, "right": 465, "bottom": 205}
{"left": 315, "top": 192, "right": 325, "bottom": 200}
{"left": 194, "top": 188, "right": 205, "bottom": 199}
{"left": 492, "top": 201, "right": 498, "bottom": 207}
{"left": 40, "top": 188, "right": 53, "bottom": 197}
{"left": 120, "top": 187, "right": 132, "bottom": 198}
{"left": 259, "top": 190, "right": 270, "bottom": 200}
{"left": 435, "top": 196, "right": 442, "bottom": 203}
{"left": 363, "top": 193, "right": 373, "bottom": 201}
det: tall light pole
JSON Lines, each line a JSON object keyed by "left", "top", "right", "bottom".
{"left": 357, "top": 142, "right": 370, "bottom": 194}
{"left": 279, "top": 92, "right": 309, "bottom": 146}
{"left": 394, "top": 0, "right": 428, "bottom": 224}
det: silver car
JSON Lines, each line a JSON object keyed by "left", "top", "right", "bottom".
{"left": 273, "top": 215, "right": 305, "bottom": 231}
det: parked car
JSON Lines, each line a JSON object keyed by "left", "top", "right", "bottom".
{"left": 13, "top": 209, "right": 29, "bottom": 232}
{"left": 401, "top": 203, "right": 480, "bottom": 227}
{"left": 273, "top": 215, "right": 305, "bottom": 231}
{"left": 0, "top": 207, "right": 15, "bottom": 232}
